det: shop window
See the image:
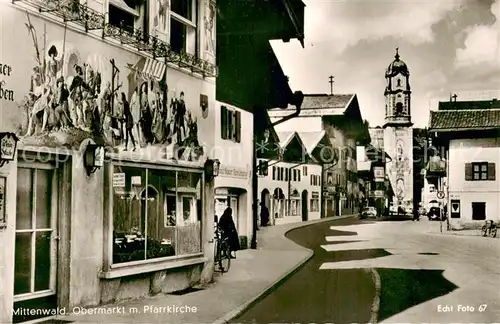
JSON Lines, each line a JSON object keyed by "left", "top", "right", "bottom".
{"left": 108, "top": 0, "right": 140, "bottom": 34}
{"left": 170, "top": 0, "right": 197, "bottom": 54}
{"left": 471, "top": 202, "right": 486, "bottom": 220}
{"left": 220, "top": 106, "right": 241, "bottom": 142}
{"left": 310, "top": 198, "right": 319, "bottom": 212}
{"left": 111, "top": 165, "right": 202, "bottom": 265}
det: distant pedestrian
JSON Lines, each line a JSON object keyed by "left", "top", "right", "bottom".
{"left": 260, "top": 202, "right": 269, "bottom": 226}
{"left": 218, "top": 207, "right": 240, "bottom": 258}
{"left": 412, "top": 207, "right": 419, "bottom": 221}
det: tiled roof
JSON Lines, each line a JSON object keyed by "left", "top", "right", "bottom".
{"left": 297, "top": 131, "right": 326, "bottom": 154}
{"left": 268, "top": 94, "right": 354, "bottom": 117}
{"left": 429, "top": 109, "right": 500, "bottom": 130}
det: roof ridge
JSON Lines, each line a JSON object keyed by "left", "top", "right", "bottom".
{"left": 432, "top": 108, "right": 500, "bottom": 112}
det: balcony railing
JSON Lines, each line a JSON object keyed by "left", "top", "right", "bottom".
{"left": 12, "top": 0, "right": 218, "bottom": 78}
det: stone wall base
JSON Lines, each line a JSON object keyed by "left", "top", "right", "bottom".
{"left": 100, "top": 264, "right": 203, "bottom": 305}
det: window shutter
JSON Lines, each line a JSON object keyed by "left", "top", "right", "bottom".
{"left": 465, "top": 163, "right": 473, "bottom": 181}
{"left": 221, "top": 106, "right": 228, "bottom": 139}
{"left": 235, "top": 111, "right": 241, "bottom": 143}
{"left": 488, "top": 163, "right": 496, "bottom": 180}
{"left": 227, "top": 109, "right": 233, "bottom": 140}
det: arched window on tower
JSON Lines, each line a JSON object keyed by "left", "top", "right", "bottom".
{"left": 397, "top": 79, "right": 401, "bottom": 87}
{"left": 396, "top": 102, "right": 403, "bottom": 115}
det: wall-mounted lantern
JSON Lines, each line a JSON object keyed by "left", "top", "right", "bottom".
{"left": 84, "top": 144, "right": 105, "bottom": 176}
{"left": 0, "top": 132, "right": 19, "bottom": 167}
{"left": 204, "top": 158, "right": 221, "bottom": 182}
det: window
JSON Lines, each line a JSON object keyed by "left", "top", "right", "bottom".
{"left": 15, "top": 167, "right": 57, "bottom": 296}
{"left": 466, "top": 162, "right": 495, "bottom": 181}
{"left": 472, "top": 202, "right": 486, "bottom": 220}
{"left": 303, "top": 166, "right": 308, "bottom": 176}
{"left": 272, "top": 166, "right": 276, "bottom": 180}
{"left": 293, "top": 170, "right": 297, "bottom": 181}
{"left": 170, "top": 0, "right": 197, "bottom": 54}
{"left": 108, "top": 0, "right": 140, "bottom": 33}
{"left": 280, "top": 168, "right": 284, "bottom": 181}
{"left": 285, "top": 169, "right": 288, "bottom": 182}
{"left": 220, "top": 106, "right": 241, "bottom": 142}
{"left": 111, "top": 165, "right": 202, "bottom": 265}
{"left": 298, "top": 170, "right": 301, "bottom": 182}
{"left": 310, "top": 193, "right": 320, "bottom": 212}
{"left": 395, "top": 102, "right": 403, "bottom": 115}
{"left": 397, "top": 79, "right": 401, "bottom": 87}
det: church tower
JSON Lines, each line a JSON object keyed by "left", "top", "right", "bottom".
{"left": 383, "top": 48, "right": 414, "bottom": 210}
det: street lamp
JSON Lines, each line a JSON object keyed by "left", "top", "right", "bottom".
{"left": 83, "top": 144, "right": 105, "bottom": 176}
{"left": 204, "top": 158, "right": 221, "bottom": 182}
{"left": 0, "top": 132, "right": 19, "bottom": 167}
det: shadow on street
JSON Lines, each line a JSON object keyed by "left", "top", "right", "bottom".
{"left": 377, "top": 268, "right": 458, "bottom": 321}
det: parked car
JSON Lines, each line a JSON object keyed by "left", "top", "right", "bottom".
{"left": 427, "top": 207, "right": 445, "bottom": 221}
{"left": 418, "top": 206, "right": 427, "bottom": 216}
{"left": 389, "top": 204, "right": 398, "bottom": 215}
{"left": 406, "top": 206, "right": 414, "bottom": 214}
{"left": 360, "top": 206, "right": 378, "bottom": 219}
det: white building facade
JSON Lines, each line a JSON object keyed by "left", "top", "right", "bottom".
{"left": 269, "top": 94, "right": 368, "bottom": 217}
{"left": 258, "top": 160, "right": 322, "bottom": 225}
{"left": 429, "top": 102, "right": 500, "bottom": 226}
{"left": 213, "top": 102, "right": 253, "bottom": 248}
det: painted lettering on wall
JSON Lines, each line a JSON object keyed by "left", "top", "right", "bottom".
{"left": 0, "top": 62, "right": 15, "bottom": 101}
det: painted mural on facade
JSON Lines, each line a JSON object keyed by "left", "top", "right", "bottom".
{"left": 2, "top": 8, "right": 208, "bottom": 162}
{"left": 204, "top": 0, "right": 216, "bottom": 55}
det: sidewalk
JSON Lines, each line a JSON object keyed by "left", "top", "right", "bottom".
{"left": 51, "top": 215, "right": 356, "bottom": 324}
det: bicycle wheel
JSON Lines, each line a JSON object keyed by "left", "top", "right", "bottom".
{"left": 218, "top": 240, "right": 231, "bottom": 273}
{"left": 213, "top": 240, "right": 222, "bottom": 272}
{"left": 481, "top": 225, "right": 488, "bottom": 237}
{"left": 489, "top": 226, "right": 497, "bottom": 238}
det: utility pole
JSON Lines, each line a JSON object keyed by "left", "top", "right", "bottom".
{"left": 328, "top": 76, "right": 334, "bottom": 95}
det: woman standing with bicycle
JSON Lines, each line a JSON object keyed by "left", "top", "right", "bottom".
{"left": 219, "top": 207, "right": 240, "bottom": 258}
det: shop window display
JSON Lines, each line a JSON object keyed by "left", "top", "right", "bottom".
{"left": 112, "top": 165, "right": 202, "bottom": 264}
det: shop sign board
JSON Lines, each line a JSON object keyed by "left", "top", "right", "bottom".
{"left": 450, "top": 199, "right": 460, "bottom": 218}
{"left": 113, "top": 173, "right": 126, "bottom": 188}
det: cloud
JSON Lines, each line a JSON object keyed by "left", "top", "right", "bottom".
{"left": 305, "top": 0, "right": 464, "bottom": 53}
{"left": 455, "top": 0, "right": 500, "bottom": 67}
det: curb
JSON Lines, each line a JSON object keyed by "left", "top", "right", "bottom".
{"left": 211, "top": 250, "right": 314, "bottom": 324}
{"left": 212, "top": 215, "right": 356, "bottom": 324}
{"left": 368, "top": 268, "right": 381, "bottom": 324}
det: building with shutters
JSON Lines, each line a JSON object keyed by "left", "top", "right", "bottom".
{"left": 268, "top": 94, "right": 370, "bottom": 217}
{"left": 429, "top": 98, "right": 500, "bottom": 226}
{"left": 257, "top": 131, "right": 323, "bottom": 225}
{"left": 0, "top": 0, "right": 220, "bottom": 321}
{"left": 213, "top": 102, "right": 253, "bottom": 248}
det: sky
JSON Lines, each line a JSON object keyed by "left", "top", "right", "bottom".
{"left": 271, "top": 0, "right": 500, "bottom": 128}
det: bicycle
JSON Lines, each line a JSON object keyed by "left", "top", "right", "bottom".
{"left": 213, "top": 225, "right": 231, "bottom": 273}
{"left": 481, "top": 220, "right": 497, "bottom": 238}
